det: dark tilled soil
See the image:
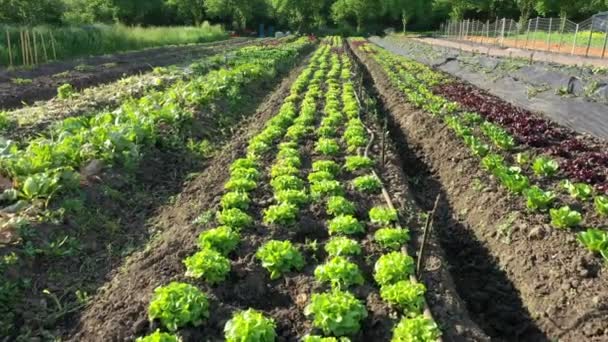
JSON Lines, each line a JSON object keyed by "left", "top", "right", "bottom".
{"left": 349, "top": 39, "right": 608, "bottom": 341}
{"left": 0, "top": 38, "right": 252, "bottom": 110}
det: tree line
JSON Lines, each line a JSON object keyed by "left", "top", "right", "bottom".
{"left": 1, "top": 0, "right": 607, "bottom": 31}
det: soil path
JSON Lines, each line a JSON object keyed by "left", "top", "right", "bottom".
{"left": 0, "top": 38, "right": 251, "bottom": 110}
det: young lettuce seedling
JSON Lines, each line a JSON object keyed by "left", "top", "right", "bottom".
{"left": 391, "top": 314, "right": 442, "bottom": 341}
{"left": 198, "top": 226, "right": 240, "bottom": 255}
{"left": 374, "top": 252, "right": 415, "bottom": 286}
{"left": 550, "top": 206, "right": 582, "bottom": 229}
{"left": 256, "top": 240, "right": 305, "bottom": 279}
{"left": 135, "top": 329, "right": 181, "bottom": 342}
{"left": 148, "top": 282, "right": 209, "bottom": 331}
{"left": 380, "top": 280, "right": 426, "bottom": 313}
{"left": 183, "top": 248, "right": 231, "bottom": 284}
{"left": 374, "top": 227, "right": 410, "bottom": 250}
{"left": 577, "top": 228, "right": 608, "bottom": 262}
{"left": 352, "top": 174, "right": 382, "bottom": 193}
{"left": 224, "top": 309, "right": 276, "bottom": 342}
{"left": 314, "top": 256, "right": 364, "bottom": 289}
{"left": 532, "top": 156, "right": 559, "bottom": 177}
{"left": 369, "top": 206, "right": 399, "bottom": 226}
{"left": 328, "top": 215, "right": 364, "bottom": 235}
{"left": 304, "top": 289, "right": 368, "bottom": 336}
{"left": 325, "top": 236, "right": 362, "bottom": 257}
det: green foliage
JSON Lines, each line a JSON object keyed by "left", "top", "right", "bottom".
{"left": 18, "top": 172, "right": 62, "bottom": 200}
{"left": 481, "top": 154, "right": 505, "bottom": 172}
{"left": 595, "top": 196, "right": 608, "bottom": 216}
{"left": 274, "top": 189, "right": 309, "bottom": 207}
{"left": 148, "top": 282, "right": 209, "bottom": 331}
{"left": 224, "top": 309, "right": 277, "bottom": 342}
{"left": 221, "top": 192, "right": 251, "bottom": 211}
{"left": 562, "top": 181, "right": 594, "bottom": 201}
{"left": 532, "top": 156, "right": 559, "bottom": 177}
{"left": 311, "top": 180, "right": 344, "bottom": 200}
{"left": 304, "top": 289, "right": 368, "bottom": 336}
{"left": 391, "top": 315, "right": 441, "bottom": 342}
{"left": 315, "top": 138, "right": 341, "bottom": 156}
{"left": 198, "top": 226, "right": 240, "bottom": 255}
{"left": 231, "top": 167, "right": 260, "bottom": 181}
{"left": 308, "top": 171, "right": 336, "bottom": 184}
{"left": 374, "top": 252, "right": 415, "bottom": 286}
{"left": 313, "top": 160, "right": 341, "bottom": 176}
{"left": 314, "top": 256, "right": 364, "bottom": 289}
{"left": 480, "top": 122, "right": 515, "bottom": 150}
{"left": 328, "top": 215, "right": 365, "bottom": 235}
{"left": 344, "top": 155, "right": 374, "bottom": 172}
{"left": 549, "top": 206, "right": 582, "bottom": 229}
{"left": 523, "top": 186, "right": 555, "bottom": 211}
{"left": 496, "top": 167, "right": 530, "bottom": 194}
{"left": 369, "top": 206, "right": 398, "bottom": 225}
{"left": 374, "top": 227, "right": 410, "bottom": 250}
{"left": 325, "top": 236, "right": 362, "bottom": 257}
{"left": 270, "top": 164, "right": 299, "bottom": 178}
{"left": 326, "top": 196, "right": 356, "bottom": 216}
{"left": 225, "top": 178, "right": 257, "bottom": 192}
{"left": 264, "top": 202, "right": 299, "bottom": 225}
{"left": 57, "top": 83, "right": 76, "bottom": 99}
{"left": 216, "top": 208, "right": 253, "bottom": 230}
{"left": 302, "top": 336, "right": 350, "bottom": 342}
{"left": 184, "top": 248, "right": 231, "bottom": 284}
{"left": 577, "top": 228, "right": 608, "bottom": 262}
{"left": 271, "top": 175, "right": 305, "bottom": 192}
{"left": 380, "top": 280, "right": 426, "bottom": 313}
{"left": 352, "top": 174, "right": 382, "bottom": 193}
{"left": 136, "top": 330, "right": 181, "bottom": 342}
{"left": 256, "top": 240, "right": 305, "bottom": 279}
{"left": 463, "top": 135, "right": 489, "bottom": 157}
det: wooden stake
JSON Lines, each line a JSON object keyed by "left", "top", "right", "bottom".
{"left": 33, "top": 30, "right": 38, "bottom": 65}
{"left": 50, "top": 31, "right": 57, "bottom": 60}
{"left": 6, "top": 29, "right": 13, "bottom": 67}
{"left": 20, "top": 30, "right": 26, "bottom": 66}
{"left": 416, "top": 194, "right": 441, "bottom": 277}
{"left": 40, "top": 32, "right": 48, "bottom": 62}
{"left": 381, "top": 117, "right": 387, "bottom": 168}
{"left": 25, "top": 30, "right": 32, "bottom": 66}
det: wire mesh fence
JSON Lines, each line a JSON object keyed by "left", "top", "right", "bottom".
{"left": 439, "top": 15, "right": 608, "bottom": 59}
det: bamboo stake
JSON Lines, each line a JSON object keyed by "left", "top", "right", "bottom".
{"left": 20, "top": 30, "right": 26, "bottom": 66}
{"left": 40, "top": 32, "right": 48, "bottom": 62}
{"left": 25, "top": 30, "right": 32, "bottom": 66}
{"left": 50, "top": 31, "right": 57, "bottom": 60}
{"left": 33, "top": 29, "right": 38, "bottom": 65}
{"left": 6, "top": 29, "right": 13, "bottom": 67}
{"left": 416, "top": 195, "right": 441, "bottom": 277}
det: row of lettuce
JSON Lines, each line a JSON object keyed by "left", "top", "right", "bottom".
{"left": 136, "top": 40, "right": 441, "bottom": 341}
{"left": 0, "top": 37, "right": 311, "bottom": 212}
{"left": 354, "top": 39, "right": 607, "bottom": 263}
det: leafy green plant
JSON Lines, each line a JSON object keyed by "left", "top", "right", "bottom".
{"left": 57, "top": 83, "right": 76, "bottom": 99}
{"left": 523, "top": 186, "right": 555, "bottom": 211}
{"left": 221, "top": 192, "right": 251, "bottom": 211}
{"left": 270, "top": 164, "right": 299, "bottom": 178}
{"left": 550, "top": 206, "right": 582, "bottom": 229}
{"left": 595, "top": 196, "right": 608, "bottom": 216}
{"left": 532, "top": 156, "right": 559, "bottom": 177}
{"left": 328, "top": 215, "right": 364, "bottom": 235}
{"left": 271, "top": 175, "right": 305, "bottom": 192}
{"left": 496, "top": 168, "right": 529, "bottom": 194}
{"left": 184, "top": 248, "right": 231, "bottom": 284}
{"left": 19, "top": 172, "right": 61, "bottom": 200}
{"left": 515, "top": 152, "right": 531, "bottom": 166}
{"left": 264, "top": 202, "right": 299, "bottom": 225}
{"left": 304, "top": 289, "right": 368, "bottom": 336}
{"left": 325, "top": 237, "right": 361, "bottom": 257}
{"left": 326, "top": 196, "right": 356, "bottom": 216}
{"left": 391, "top": 315, "right": 441, "bottom": 342}
{"left": 463, "top": 135, "right": 489, "bottom": 157}
{"left": 308, "top": 171, "right": 335, "bottom": 184}
{"left": 224, "top": 309, "right": 277, "bottom": 342}
{"left": 216, "top": 208, "right": 253, "bottom": 230}
{"left": 577, "top": 228, "right": 608, "bottom": 262}
{"left": 344, "top": 155, "right": 375, "bottom": 172}
{"left": 380, "top": 280, "right": 426, "bottom": 313}
{"left": 256, "top": 240, "right": 305, "bottom": 279}
{"left": 481, "top": 154, "right": 505, "bottom": 172}
{"left": 198, "top": 226, "right": 240, "bottom": 255}
{"left": 311, "top": 180, "right": 344, "bottom": 200}
{"left": 352, "top": 175, "right": 381, "bottom": 193}
{"left": 230, "top": 167, "right": 260, "bottom": 181}
{"left": 136, "top": 330, "right": 181, "bottom": 342}
{"left": 374, "top": 252, "right": 415, "bottom": 286}
{"left": 148, "top": 282, "right": 209, "bottom": 331}
{"left": 275, "top": 189, "right": 309, "bottom": 206}
{"left": 302, "top": 336, "right": 350, "bottom": 342}
{"left": 562, "top": 181, "right": 594, "bottom": 201}
{"left": 225, "top": 178, "right": 257, "bottom": 192}
{"left": 369, "top": 206, "right": 398, "bottom": 225}
{"left": 374, "top": 228, "right": 410, "bottom": 250}
{"left": 315, "top": 138, "right": 341, "bottom": 156}
{"left": 481, "top": 122, "right": 515, "bottom": 150}
{"left": 313, "top": 160, "right": 341, "bottom": 176}
{"left": 231, "top": 158, "right": 258, "bottom": 171}
{"left": 314, "top": 256, "right": 364, "bottom": 289}
{"left": 277, "top": 147, "right": 300, "bottom": 159}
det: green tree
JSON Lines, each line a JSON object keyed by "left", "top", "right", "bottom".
{"left": 267, "top": 0, "right": 326, "bottom": 32}
{"left": 331, "top": 0, "right": 380, "bottom": 32}
{"left": 204, "top": 0, "right": 266, "bottom": 29}
{"left": 0, "top": 0, "right": 63, "bottom": 24}
{"left": 165, "top": 0, "right": 206, "bottom": 25}
{"left": 62, "top": 0, "right": 117, "bottom": 24}
{"left": 381, "top": 0, "right": 419, "bottom": 32}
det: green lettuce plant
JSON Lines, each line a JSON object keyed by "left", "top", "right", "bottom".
{"left": 224, "top": 309, "right": 276, "bottom": 342}
{"left": 198, "top": 226, "right": 240, "bottom": 255}
{"left": 216, "top": 208, "right": 253, "bottom": 230}
{"left": 315, "top": 138, "right": 341, "bottom": 156}
{"left": 328, "top": 215, "right": 364, "bottom": 235}
{"left": 550, "top": 206, "right": 582, "bottom": 229}
{"left": 270, "top": 164, "right": 299, "bottom": 178}
{"left": 562, "top": 180, "right": 594, "bottom": 201}
{"left": 374, "top": 252, "right": 415, "bottom": 286}
{"left": 256, "top": 240, "right": 305, "bottom": 279}
{"left": 230, "top": 167, "right": 260, "bottom": 181}
{"left": 311, "top": 180, "right": 344, "bottom": 200}
{"left": 532, "top": 156, "right": 559, "bottom": 177}
{"left": 313, "top": 160, "right": 341, "bottom": 175}
{"left": 304, "top": 289, "right": 368, "bottom": 336}
{"left": 264, "top": 202, "right": 299, "bottom": 226}
{"left": 274, "top": 189, "right": 309, "bottom": 207}
{"left": 314, "top": 256, "right": 364, "bottom": 289}
{"left": 374, "top": 228, "right": 410, "bottom": 250}
{"left": 136, "top": 330, "right": 181, "bottom": 342}
{"left": 184, "top": 248, "right": 231, "bottom": 284}
{"left": 225, "top": 178, "right": 257, "bottom": 192}
{"left": 577, "top": 228, "right": 608, "bottom": 262}
{"left": 523, "top": 186, "right": 555, "bottom": 211}
{"left": 369, "top": 206, "right": 398, "bottom": 225}
{"left": 326, "top": 196, "right": 356, "bottom": 216}
{"left": 221, "top": 192, "right": 251, "bottom": 211}
{"left": 325, "top": 236, "right": 361, "bottom": 257}
{"left": 380, "top": 280, "right": 426, "bottom": 313}
{"left": 271, "top": 175, "right": 305, "bottom": 192}
{"left": 308, "top": 171, "right": 335, "bottom": 184}
{"left": 344, "top": 155, "right": 374, "bottom": 172}
{"left": 302, "top": 336, "right": 350, "bottom": 342}
{"left": 391, "top": 315, "right": 441, "bottom": 342}
{"left": 148, "top": 282, "right": 209, "bottom": 331}
{"left": 595, "top": 196, "right": 608, "bottom": 216}
{"left": 352, "top": 174, "right": 381, "bottom": 193}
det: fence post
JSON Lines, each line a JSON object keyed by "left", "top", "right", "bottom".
{"left": 585, "top": 18, "right": 594, "bottom": 57}
{"left": 533, "top": 17, "right": 539, "bottom": 50}
{"left": 507, "top": 19, "right": 513, "bottom": 47}
{"left": 50, "top": 31, "right": 57, "bottom": 60}
{"left": 483, "top": 20, "right": 489, "bottom": 44}
{"left": 571, "top": 24, "right": 579, "bottom": 55}
{"left": 547, "top": 17, "right": 553, "bottom": 51}
{"left": 525, "top": 19, "right": 532, "bottom": 49}
{"left": 500, "top": 18, "right": 506, "bottom": 46}
{"left": 602, "top": 24, "right": 608, "bottom": 59}
{"left": 6, "top": 29, "right": 12, "bottom": 67}
{"left": 557, "top": 17, "right": 565, "bottom": 52}
{"left": 495, "top": 18, "right": 499, "bottom": 45}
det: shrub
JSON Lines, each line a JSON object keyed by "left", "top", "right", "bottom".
{"left": 304, "top": 289, "right": 368, "bottom": 336}
{"left": 325, "top": 236, "right": 361, "bottom": 257}
{"left": 380, "top": 280, "right": 426, "bottom": 313}
{"left": 198, "top": 226, "right": 240, "bottom": 255}
{"left": 221, "top": 192, "right": 251, "bottom": 211}
{"left": 264, "top": 202, "right": 299, "bottom": 225}
{"left": 313, "top": 160, "right": 341, "bottom": 175}
{"left": 256, "top": 240, "right": 305, "bottom": 279}
{"left": 391, "top": 315, "right": 441, "bottom": 342}
{"left": 374, "top": 228, "right": 410, "bottom": 250}
{"left": 136, "top": 330, "right": 181, "bottom": 342}
{"left": 344, "top": 155, "right": 374, "bottom": 172}
{"left": 374, "top": 252, "right": 415, "bottom": 286}
{"left": 326, "top": 196, "right": 356, "bottom": 216}
{"left": 352, "top": 175, "right": 381, "bottom": 193}
{"left": 550, "top": 206, "right": 582, "bottom": 229}
{"left": 224, "top": 309, "right": 276, "bottom": 342}
{"left": 315, "top": 138, "right": 341, "bottom": 156}
{"left": 328, "top": 215, "right": 365, "bottom": 235}
{"left": 184, "top": 248, "right": 231, "bottom": 284}
{"left": 148, "top": 282, "right": 209, "bottom": 331}
{"left": 369, "top": 206, "right": 398, "bottom": 225}
{"left": 314, "top": 256, "right": 364, "bottom": 289}
{"left": 216, "top": 208, "right": 253, "bottom": 230}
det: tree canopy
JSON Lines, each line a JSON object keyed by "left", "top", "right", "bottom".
{"left": 0, "top": 0, "right": 606, "bottom": 31}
